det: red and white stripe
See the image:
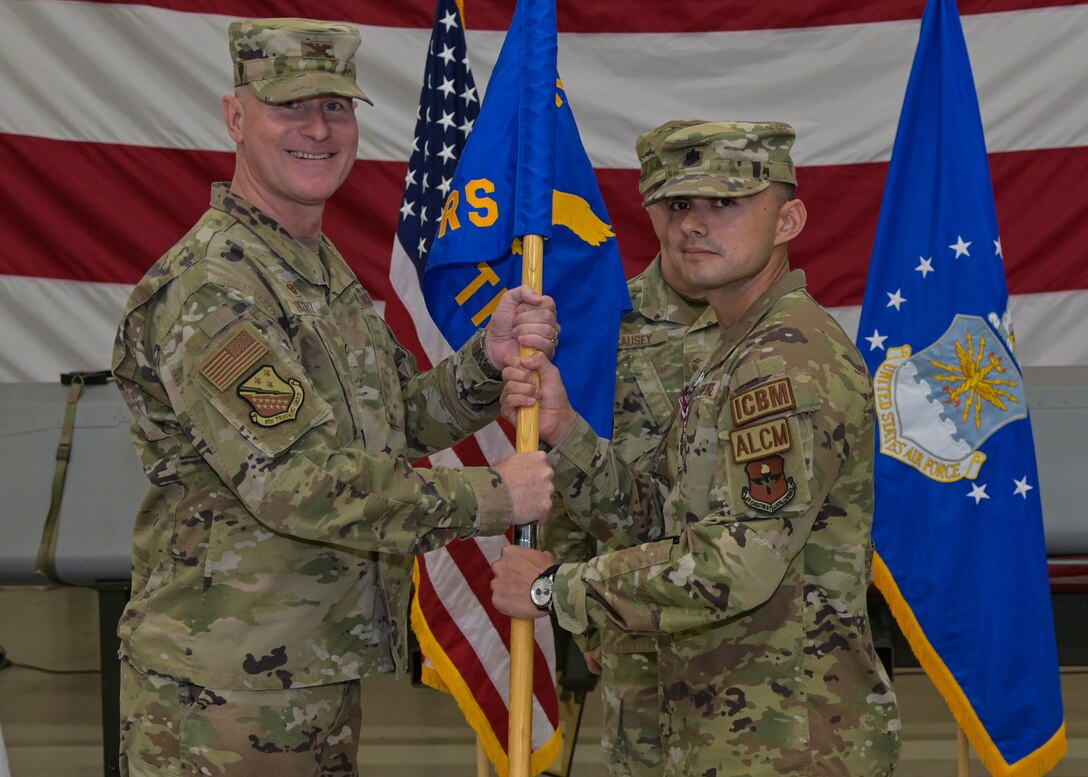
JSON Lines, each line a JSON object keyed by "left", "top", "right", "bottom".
{"left": 2, "top": 0, "right": 1086, "bottom": 381}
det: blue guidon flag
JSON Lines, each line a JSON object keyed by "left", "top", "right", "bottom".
{"left": 857, "top": 1, "right": 1066, "bottom": 774}
{"left": 421, "top": 0, "right": 631, "bottom": 438}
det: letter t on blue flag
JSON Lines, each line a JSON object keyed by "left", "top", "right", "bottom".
{"left": 422, "top": 0, "right": 631, "bottom": 437}
{"left": 856, "top": 1, "right": 1066, "bottom": 774}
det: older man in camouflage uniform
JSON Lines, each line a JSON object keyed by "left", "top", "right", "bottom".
{"left": 112, "top": 18, "right": 557, "bottom": 777}
{"left": 542, "top": 119, "right": 720, "bottom": 777}
{"left": 494, "top": 121, "right": 902, "bottom": 777}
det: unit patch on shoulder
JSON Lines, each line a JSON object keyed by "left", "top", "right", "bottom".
{"left": 741, "top": 454, "right": 797, "bottom": 512}
{"left": 730, "top": 417, "right": 792, "bottom": 463}
{"left": 730, "top": 377, "right": 795, "bottom": 427}
{"left": 200, "top": 329, "right": 267, "bottom": 391}
{"left": 238, "top": 365, "right": 304, "bottom": 426}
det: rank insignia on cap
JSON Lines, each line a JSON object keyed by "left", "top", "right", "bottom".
{"left": 730, "top": 377, "right": 795, "bottom": 427}
{"left": 238, "top": 365, "right": 304, "bottom": 426}
{"left": 201, "top": 329, "right": 267, "bottom": 392}
{"left": 741, "top": 454, "right": 797, "bottom": 512}
{"left": 302, "top": 40, "right": 335, "bottom": 58}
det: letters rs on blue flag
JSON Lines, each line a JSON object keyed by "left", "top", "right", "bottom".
{"left": 422, "top": 0, "right": 632, "bottom": 438}
{"left": 856, "top": 1, "right": 1066, "bottom": 775}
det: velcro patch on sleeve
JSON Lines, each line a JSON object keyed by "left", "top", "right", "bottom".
{"left": 238, "top": 365, "right": 305, "bottom": 427}
{"left": 199, "top": 328, "right": 267, "bottom": 391}
{"left": 730, "top": 377, "right": 796, "bottom": 427}
{"left": 729, "top": 417, "right": 792, "bottom": 463}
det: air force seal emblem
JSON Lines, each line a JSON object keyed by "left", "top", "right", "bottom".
{"left": 873, "top": 314, "right": 1026, "bottom": 483}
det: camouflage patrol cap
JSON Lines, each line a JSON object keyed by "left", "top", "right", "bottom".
{"left": 228, "top": 18, "right": 373, "bottom": 105}
{"left": 636, "top": 119, "right": 707, "bottom": 196}
{"left": 644, "top": 121, "right": 796, "bottom": 205}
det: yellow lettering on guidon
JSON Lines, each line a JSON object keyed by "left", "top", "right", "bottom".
{"left": 730, "top": 377, "right": 796, "bottom": 427}
{"left": 466, "top": 180, "right": 498, "bottom": 226}
{"left": 438, "top": 190, "right": 460, "bottom": 238}
{"left": 456, "top": 262, "right": 507, "bottom": 327}
{"left": 438, "top": 178, "right": 499, "bottom": 238}
{"left": 730, "top": 418, "right": 792, "bottom": 463}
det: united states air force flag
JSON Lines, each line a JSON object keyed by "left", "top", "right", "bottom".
{"left": 422, "top": 0, "right": 631, "bottom": 438}
{"left": 857, "top": 0, "right": 1066, "bottom": 774}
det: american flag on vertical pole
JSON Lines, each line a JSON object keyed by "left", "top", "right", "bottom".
{"left": 399, "top": 1, "right": 562, "bottom": 774}
{"left": 857, "top": 0, "right": 1066, "bottom": 774}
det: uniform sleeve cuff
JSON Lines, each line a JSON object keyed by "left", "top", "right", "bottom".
{"left": 462, "top": 465, "right": 513, "bottom": 536}
{"left": 466, "top": 328, "right": 503, "bottom": 382}
{"left": 548, "top": 415, "right": 600, "bottom": 474}
{"left": 552, "top": 563, "right": 591, "bottom": 635}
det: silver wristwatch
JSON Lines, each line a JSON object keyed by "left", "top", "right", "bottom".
{"left": 529, "top": 565, "right": 561, "bottom": 612}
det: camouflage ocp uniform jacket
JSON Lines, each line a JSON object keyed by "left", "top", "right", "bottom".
{"left": 112, "top": 184, "right": 512, "bottom": 691}
{"left": 548, "top": 270, "right": 902, "bottom": 776}
{"left": 544, "top": 255, "right": 719, "bottom": 659}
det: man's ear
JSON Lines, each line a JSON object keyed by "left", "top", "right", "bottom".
{"left": 222, "top": 94, "right": 244, "bottom": 143}
{"left": 775, "top": 197, "right": 807, "bottom": 246}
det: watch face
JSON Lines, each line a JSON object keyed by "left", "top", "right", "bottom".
{"left": 530, "top": 575, "right": 554, "bottom": 609}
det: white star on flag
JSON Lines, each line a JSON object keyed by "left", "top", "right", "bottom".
{"left": 967, "top": 482, "right": 990, "bottom": 504}
{"left": 865, "top": 330, "right": 888, "bottom": 350}
{"left": 1013, "top": 476, "right": 1034, "bottom": 498}
{"left": 950, "top": 235, "right": 972, "bottom": 258}
{"left": 886, "top": 289, "right": 907, "bottom": 310}
{"left": 915, "top": 256, "right": 934, "bottom": 278}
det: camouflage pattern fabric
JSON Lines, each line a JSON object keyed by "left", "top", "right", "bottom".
{"left": 228, "top": 18, "right": 372, "bottom": 105}
{"left": 635, "top": 119, "right": 706, "bottom": 195}
{"left": 549, "top": 270, "right": 902, "bottom": 776}
{"left": 542, "top": 256, "right": 719, "bottom": 777}
{"left": 112, "top": 183, "right": 513, "bottom": 695}
{"left": 645, "top": 120, "right": 797, "bottom": 205}
{"left": 595, "top": 649, "right": 664, "bottom": 777}
{"left": 119, "top": 660, "right": 360, "bottom": 776}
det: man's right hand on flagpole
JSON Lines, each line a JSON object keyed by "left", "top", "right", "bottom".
{"left": 501, "top": 351, "right": 578, "bottom": 447}
{"left": 493, "top": 451, "right": 555, "bottom": 525}
{"left": 483, "top": 284, "right": 560, "bottom": 371}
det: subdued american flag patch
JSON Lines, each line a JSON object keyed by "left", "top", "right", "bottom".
{"left": 200, "top": 329, "right": 267, "bottom": 391}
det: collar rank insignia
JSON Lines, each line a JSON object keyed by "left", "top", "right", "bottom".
{"left": 238, "top": 365, "right": 304, "bottom": 426}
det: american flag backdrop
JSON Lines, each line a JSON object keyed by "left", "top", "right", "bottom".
{"left": 2, "top": 1, "right": 1087, "bottom": 384}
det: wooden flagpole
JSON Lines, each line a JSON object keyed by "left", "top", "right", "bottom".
{"left": 508, "top": 233, "right": 545, "bottom": 777}
{"left": 957, "top": 724, "right": 970, "bottom": 777}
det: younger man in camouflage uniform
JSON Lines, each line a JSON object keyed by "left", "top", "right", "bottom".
{"left": 494, "top": 121, "right": 901, "bottom": 777}
{"left": 112, "top": 19, "right": 557, "bottom": 777}
{"left": 542, "top": 119, "right": 720, "bottom": 777}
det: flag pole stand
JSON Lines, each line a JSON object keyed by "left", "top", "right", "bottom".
{"left": 509, "top": 233, "right": 545, "bottom": 777}
{"left": 956, "top": 725, "right": 970, "bottom": 777}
